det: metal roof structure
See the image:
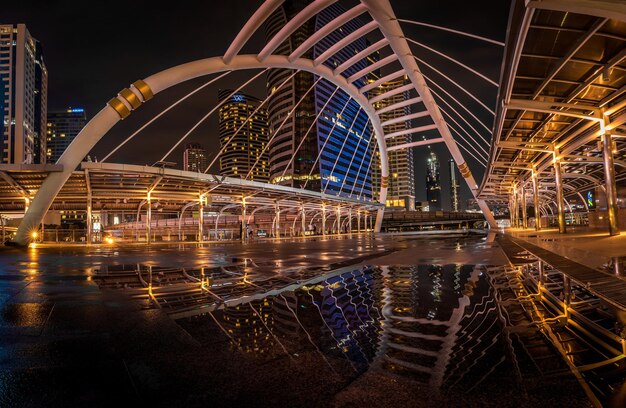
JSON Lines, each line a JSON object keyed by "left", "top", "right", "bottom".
{"left": 480, "top": 0, "right": 626, "bottom": 224}
{"left": 0, "top": 162, "right": 382, "bottom": 216}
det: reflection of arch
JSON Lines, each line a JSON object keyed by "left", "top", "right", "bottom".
{"left": 16, "top": 55, "right": 390, "bottom": 245}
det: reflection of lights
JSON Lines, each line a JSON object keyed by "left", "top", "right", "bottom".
{"left": 104, "top": 237, "right": 114, "bottom": 244}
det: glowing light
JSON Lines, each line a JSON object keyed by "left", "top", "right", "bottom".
{"left": 30, "top": 231, "right": 38, "bottom": 239}
{"left": 104, "top": 237, "right": 115, "bottom": 244}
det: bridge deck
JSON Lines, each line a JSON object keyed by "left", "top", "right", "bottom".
{"left": 498, "top": 234, "right": 626, "bottom": 312}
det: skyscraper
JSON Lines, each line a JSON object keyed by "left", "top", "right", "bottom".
{"left": 46, "top": 108, "right": 87, "bottom": 163}
{"left": 265, "top": 1, "right": 372, "bottom": 198}
{"left": 426, "top": 151, "right": 441, "bottom": 211}
{"left": 0, "top": 24, "right": 47, "bottom": 164}
{"left": 370, "top": 77, "right": 416, "bottom": 210}
{"left": 183, "top": 142, "right": 208, "bottom": 173}
{"left": 218, "top": 90, "right": 270, "bottom": 182}
{"left": 449, "top": 158, "right": 460, "bottom": 212}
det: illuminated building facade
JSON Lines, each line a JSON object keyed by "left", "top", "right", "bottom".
{"left": 218, "top": 90, "right": 270, "bottom": 182}
{"left": 370, "top": 78, "right": 415, "bottom": 210}
{"left": 265, "top": 0, "right": 372, "bottom": 198}
{"left": 46, "top": 108, "right": 87, "bottom": 163}
{"left": 426, "top": 151, "right": 441, "bottom": 211}
{"left": 0, "top": 24, "right": 47, "bottom": 164}
{"left": 183, "top": 142, "right": 208, "bottom": 173}
{"left": 448, "top": 159, "right": 459, "bottom": 212}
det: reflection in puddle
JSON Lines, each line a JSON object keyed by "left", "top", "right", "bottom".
{"left": 182, "top": 265, "right": 518, "bottom": 394}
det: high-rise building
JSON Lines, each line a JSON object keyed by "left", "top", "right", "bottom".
{"left": 426, "top": 151, "right": 441, "bottom": 211}
{"left": 265, "top": 1, "right": 372, "bottom": 198}
{"left": 449, "top": 159, "right": 460, "bottom": 212}
{"left": 46, "top": 108, "right": 87, "bottom": 163}
{"left": 218, "top": 90, "right": 270, "bottom": 182}
{"left": 0, "top": 24, "right": 48, "bottom": 164}
{"left": 370, "top": 77, "right": 415, "bottom": 210}
{"left": 183, "top": 142, "right": 208, "bottom": 173}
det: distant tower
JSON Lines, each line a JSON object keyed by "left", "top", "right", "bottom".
{"left": 265, "top": 1, "right": 372, "bottom": 197}
{"left": 0, "top": 24, "right": 48, "bottom": 164}
{"left": 46, "top": 108, "right": 87, "bottom": 163}
{"left": 426, "top": 151, "right": 441, "bottom": 211}
{"left": 218, "top": 90, "right": 270, "bottom": 181}
{"left": 448, "top": 159, "right": 460, "bottom": 212}
{"left": 370, "top": 77, "right": 415, "bottom": 210}
{"left": 183, "top": 143, "right": 208, "bottom": 172}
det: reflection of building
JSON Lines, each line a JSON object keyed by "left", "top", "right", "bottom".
{"left": 183, "top": 142, "right": 208, "bottom": 173}
{"left": 378, "top": 265, "right": 501, "bottom": 390}
{"left": 221, "top": 300, "right": 274, "bottom": 354}
{"left": 46, "top": 108, "right": 87, "bottom": 163}
{"left": 265, "top": 1, "right": 372, "bottom": 197}
{"left": 448, "top": 159, "right": 460, "bottom": 212}
{"left": 1, "top": 24, "right": 47, "bottom": 164}
{"left": 426, "top": 151, "right": 441, "bottom": 211}
{"left": 370, "top": 77, "right": 415, "bottom": 210}
{"left": 218, "top": 90, "right": 269, "bottom": 181}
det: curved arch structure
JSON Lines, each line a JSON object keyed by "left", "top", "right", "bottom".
{"left": 14, "top": 0, "right": 498, "bottom": 244}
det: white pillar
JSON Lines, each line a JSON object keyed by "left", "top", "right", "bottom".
{"left": 198, "top": 195, "right": 204, "bottom": 242}
{"left": 146, "top": 195, "right": 152, "bottom": 244}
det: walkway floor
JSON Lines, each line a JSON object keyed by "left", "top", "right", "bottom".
{"left": 0, "top": 233, "right": 509, "bottom": 408}
{"left": 506, "top": 226, "right": 626, "bottom": 271}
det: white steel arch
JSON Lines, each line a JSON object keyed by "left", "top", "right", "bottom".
{"left": 14, "top": 0, "right": 499, "bottom": 244}
{"left": 15, "top": 55, "right": 390, "bottom": 244}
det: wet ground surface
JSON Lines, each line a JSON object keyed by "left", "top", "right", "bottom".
{"left": 0, "top": 234, "right": 588, "bottom": 407}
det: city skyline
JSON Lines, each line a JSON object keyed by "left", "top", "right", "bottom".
{"left": 2, "top": 1, "right": 508, "bottom": 207}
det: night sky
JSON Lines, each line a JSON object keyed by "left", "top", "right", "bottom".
{"left": 4, "top": 0, "right": 510, "bottom": 209}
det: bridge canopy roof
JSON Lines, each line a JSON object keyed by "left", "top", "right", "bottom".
{"left": 0, "top": 162, "right": 382, "bottom": 215}
{"left": 480, "top": 0, "right": 626, "bottom": 204}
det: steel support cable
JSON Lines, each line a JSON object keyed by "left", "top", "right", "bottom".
{"left": 278, "top": 84, "right": 341, "bottom": 180}
{"left": 349, "top": 124, "right": 375, "bottom": 198}
{"left": 321, "top": 106, "right": 364, "bottom": 194}
{"left": 355, "top": 144, "right": 377, "bottom": 200}
{"left": 245, "top": 76, "right": 324, "bottom": 180}
{"left": 160, "top": 69, "right": 269, "bottom": 162}
{"left": 407, "top": 38, "right": 498, "bottom": 87}
{"left": 421, "top": 72, "right": 493, "bottom": 139}
{"left": 204, "top": 69, "right": 300, "bottom": 173}
{"left": 101, "top": 71, "right": 232, "bottom": 163}
{"left": 436, "top": 116, "right": 488, "bottom": 166}
{"left": 397, "top": 19, "right": 505, "bottom": 47}
{"left": 442, "top": 114, "right": 488, "bottom": 164}
{"left": 430, "top": 93, "right": 490, "bottom": 156}
{"left": 413, "top": 56, "right": 494, "bottom": 116}
{"left": 336, "top": 118, "right": 371, "bottom": 195}
{"left": 445, "top": 122, "right": 488, "bottom": 166}
{"left": 302, "top": 95, "right": 354, "bottom": 190}
{"left": 428, "top": 87, "right": 491, "bottom": 151}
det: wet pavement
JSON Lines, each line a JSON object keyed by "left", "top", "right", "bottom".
{"left": 0, "top": 234, "right": 588, "bottom": 407}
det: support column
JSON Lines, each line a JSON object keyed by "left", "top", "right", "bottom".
{"left": 601, "top": 116, "right": 620, "bottom": 236}
{"left": 301, "top": 207, "right": 306, "bottom": 236}
{"left": 146, "top": 195, "right": 152, "bottom": 244}
{"left": 357, "top": 210, "right": 361, "bottom": 233}
{"left": 86, "top": 199, "right": 93, "bottom": 245}
{"left": 198, "top": 195, "right": 204, "bottom": 242}
{"left": 322, "top": 206, "right": 326, "bottom": 236}
{"left": 532, "top": 171, "right": 541, "bottom": 231}
{"left": 275, "top": 203, "right": 280, "bottom": 238}
{"left": 554, "top": 153, "right": 567, "bottom": 234}
{"left": 241, "top": 198, "right": 247, "bottom": 243}
{"left": 349, "top": 209, "right": 352, "bottom": 234}
{"left": 512, "top": 189, "right": 518, "bottom": 228}
{"left": 336, "top": 207, "right": 341, "bottom": 234}
{"left": 521, "top": 185, "right": 527, "bottom": 229}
